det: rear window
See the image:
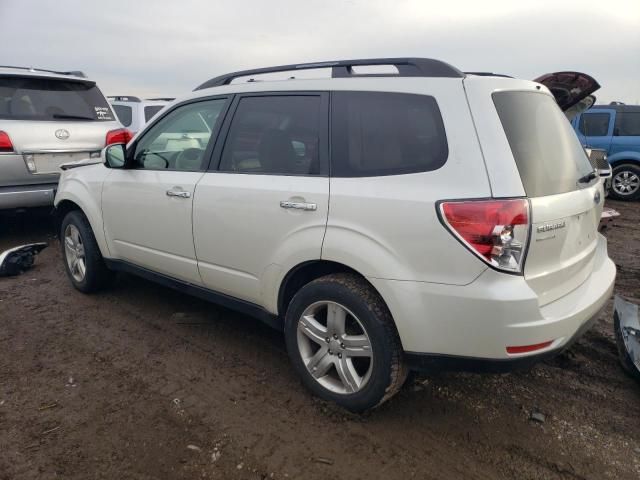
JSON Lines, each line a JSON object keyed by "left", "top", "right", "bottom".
{"left": 144, "top": 105, "right": 164, "bottom": 122}
{"left": 113, "top": 104, "right": 133, "bottom": 127}
{"left": 331, "top": 91, "right": 448, "bottom": 177}
{"left": 493, "top": 91, "right": 594, "bottom": 197}
{"left": 0, "top": 76, "right": 115, "bottom": 122}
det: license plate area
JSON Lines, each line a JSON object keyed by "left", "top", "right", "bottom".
{"left": 24, "top": 152, "right": 97, "bottom": 174}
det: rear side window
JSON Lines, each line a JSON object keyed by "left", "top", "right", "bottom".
{"left": 0, "top": 76, "right": 114, "bottom": 121}
{"left": 493, "top": 91, "right": 594, "bottom": 197}
{"left": 578, "top": 112, "right": 610, "bottom": 136}
{"left": 219, "top": 95, "right": 323, "bottom": 175}
{"left": 113, "top": 104, "right": 133, "bottom": 127}
{"left": 144, "top": 105, "right": 164, "bottom": 122}
{"left": 615, "top": 112, "right": 640, "bottom": 136}
{"left": 331, "top": 91, "right": 448, "bottom": 177}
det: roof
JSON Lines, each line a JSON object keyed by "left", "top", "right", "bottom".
{"left": 591, "top": 104, "right": 640, "bottom": 112}
{"left": 0, "top": 65, "right": 89, "bottom": 81}
{"left": 195, "top": 57, "right": 464, "bottom": 91}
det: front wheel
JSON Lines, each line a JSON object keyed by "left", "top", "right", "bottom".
{"left": 60, "top": 210, "right": 112, "bottom": 293}
{"left": 284, "top": 273, "right": 407, "bottom": 412}
{"left": 609, "top": 163, "right": 640, "bottom": 201}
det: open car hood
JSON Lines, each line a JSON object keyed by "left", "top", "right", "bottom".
{"left": 534, "top": 71, "right": 600, "bottom": 114}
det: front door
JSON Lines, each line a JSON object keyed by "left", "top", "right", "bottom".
{"left": 102, "top": 97, "right": 229, "bottom": 285}
{"left": 193, "top": 93, "right": 329, "bottom": 305}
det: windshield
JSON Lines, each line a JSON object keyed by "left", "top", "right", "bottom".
{"left": 0, "top": 76, "right": 115, "bottom": 122}
{"left": 493, "top": 91, "right": 594, "bottom": 197}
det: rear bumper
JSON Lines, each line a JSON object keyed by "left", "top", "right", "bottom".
{"left": 369, "top": 234, "right": 616, "bottom": 365}
{"left": 0, "top": 183, "right": 57, "bottom": 209}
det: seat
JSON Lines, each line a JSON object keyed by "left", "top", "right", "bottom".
{"left": 258, "top": 129, "right": 297, "bottom": 173}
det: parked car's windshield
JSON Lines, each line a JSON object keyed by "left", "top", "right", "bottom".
{"left": 493, "top": 91, "right": 594, "bottom": 197}
{"left": 0, "top": 76, "right": 115, "bottom": 122}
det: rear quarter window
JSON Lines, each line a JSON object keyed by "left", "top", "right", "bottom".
{"left": 493, "top": 91, "right": 594, "bottom": 197}
{"left": 331, "top": 91, "right": 448, "bottom": 177}
{"left": 113, "top": 104, "right": 133, "bottom": 127}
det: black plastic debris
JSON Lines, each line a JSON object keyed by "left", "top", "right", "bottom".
{"left": 0, "top": 243, "right": 48, "bottom": 277}
{"left": 614, "top": 295, "right": 640, "bottom": 382}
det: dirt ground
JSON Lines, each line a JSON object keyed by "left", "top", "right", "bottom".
{"left": 0, "top": 200, "right": 639, "bottom": 480}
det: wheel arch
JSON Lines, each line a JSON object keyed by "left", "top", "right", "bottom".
{"left": 278, "top": 260, "right": 386, "bottom": 320}
{"left": 55, "top": 192, "right": 109, "bottom": 257}
{"left": 608, "top": 152, "right": 640, "bottom": 166}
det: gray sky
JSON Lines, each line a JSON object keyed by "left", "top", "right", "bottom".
{"left": 1, "top": 0, "right": 639, "bottom": 103}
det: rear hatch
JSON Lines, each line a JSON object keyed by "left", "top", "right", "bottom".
{"left": 466, "top": 78, "right": 603, "bottom": 306}
{"left": 0, "top": 75, "right": 120, "bottom": 174}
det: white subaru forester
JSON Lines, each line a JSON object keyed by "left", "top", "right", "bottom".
{"left": 55, "top": 58, "right": 616, "bottom": 411}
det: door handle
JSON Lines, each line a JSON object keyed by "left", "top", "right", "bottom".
{"left": 166, "top": 189, "right": 191, "bottom": 198}
{"left": 280, "top": 200, "right": 317, "bottom": 211}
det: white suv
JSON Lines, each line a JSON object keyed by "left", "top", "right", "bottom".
{"left": 54, "top": 58, "right": 616, "bottom": 411}
{"left": 108, "top": 96, "right": 173, "bottom": 134}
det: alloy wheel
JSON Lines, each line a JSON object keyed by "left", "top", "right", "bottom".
{"left": 612, "top": 170, "right": 640, "bottom": 196}
{"left": 297, "top": 301, "right": 373, "bottom": 394}
{"left": 64, "top": 224, "right": 86, "bottom": 282}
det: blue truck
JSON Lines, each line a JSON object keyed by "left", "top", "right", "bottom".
{"left": 572, "top": 105, "right": 640, "bottom": 201}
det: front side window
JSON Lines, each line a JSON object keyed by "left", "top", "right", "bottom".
{"left": 331, "top": 91, "right": 448, "bottom": 177}
{"left": 132, "top": 99, "right": 226, "bottom": 171}
{"left": 0, "top": 76, "right": 115, "bottom": 121}
{"left": 219, "top": 95, "right": 323, "bottom": 175}
{"left": 578, "top": 112, "right": 610, "bottom": 136}
{"left": 113, "top": 104, "right": 133, "bottom": 127}
{"left": 615, "top": 111, "right": 640, "bottom": 136}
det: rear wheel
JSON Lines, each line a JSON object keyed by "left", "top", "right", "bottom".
{"left": 284, "top": 273, "right": 407, "bottom": 412}
{"left": 60, "top": 210, "right": 112, "bottom": 293}
{"left": 610, "top": 163, "right": 640, "bottom": 201}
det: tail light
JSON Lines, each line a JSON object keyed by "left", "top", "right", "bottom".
{"left": 439, "top": 199, "right": 530, "bottom": 274}
{"left": 0, "top": 131, "right": 14, "bottom": 153}
{"left": 105, "top": 128, "right": 133, "bottom": 146}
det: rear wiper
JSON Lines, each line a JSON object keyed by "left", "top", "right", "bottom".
{"left": 52, "top": 113, "right": 94, "bottom": 121}
{"left": 578, "top": 171, "right": 597, "bottom": 183}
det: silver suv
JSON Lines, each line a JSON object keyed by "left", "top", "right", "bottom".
{"left": 0, "top": 66, "right": 125, "bottom": 210}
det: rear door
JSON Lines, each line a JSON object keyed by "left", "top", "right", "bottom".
{"left": 465, "top": 78, "right": 603, "bottom": 306}
{"left": 193, "top": 93, "right": 329, "bottom": 305}
{"left": 610, "top": 109, "right": 640, "bottom": 156}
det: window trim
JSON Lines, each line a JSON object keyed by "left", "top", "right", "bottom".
{"left": 329, "top": 90, "right": 449, "bottom": 178}
{"left": 125, "top": 95, "right": 232, "bottom": 172}
{"left": 208, "top": 91, "right": 330, "bottom": 177}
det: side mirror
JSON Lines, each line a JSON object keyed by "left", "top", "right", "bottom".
{"left": 103, "top": 143, "right": 126, "bottom": 168}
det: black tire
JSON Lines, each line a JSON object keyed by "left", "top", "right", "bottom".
{"left": 609, "top": 163, "right": 640, "bottom": 201}
{"left": 60, "top": 210, "right": 113, "bottom": 293}
{"left": 614, "top": 311, "right": 640, "bottom": 383}
{"left": 284, "top": 273, "right": 408, "bottom": 412}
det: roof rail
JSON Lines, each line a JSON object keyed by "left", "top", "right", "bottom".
{"left": 465, "top": 71, "right": 513, "bottom": 78}
{"left": 0, "top": 65, "right": 87, "bottom": 78}
{"left": 107, "top": 95, "right": 142, "bottom": 102}
{"left": 195, "top": 57, "right": 464, "bottom": 90}
{"left": 145, "top": 97, "right": 175, "bottom": 102}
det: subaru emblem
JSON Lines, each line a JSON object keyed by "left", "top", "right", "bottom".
{"left": 55, "top": 129, "right": 70, "bottom": 140}
{"left": 594, "top": 190, "right": 601, "bottom": 205}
